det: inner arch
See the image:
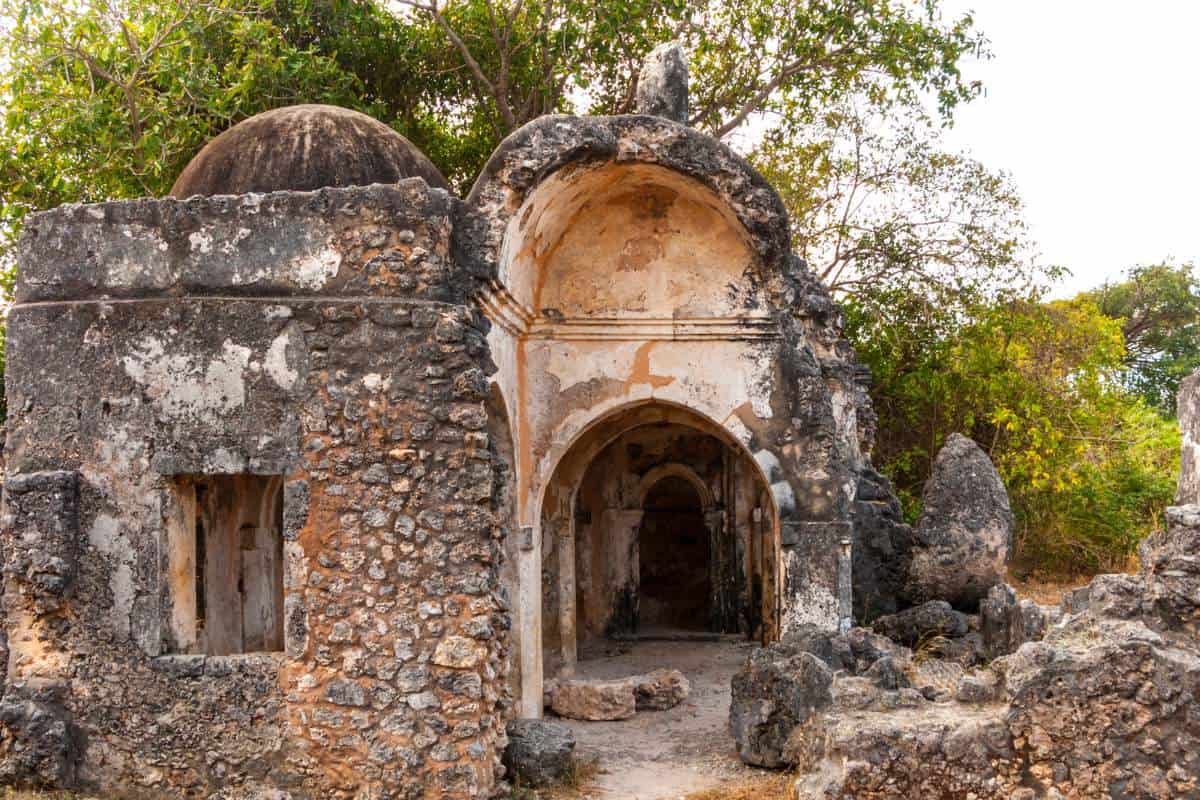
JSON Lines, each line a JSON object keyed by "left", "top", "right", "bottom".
{"left": 538, "top": 401, "right": 781, "bottom": 678}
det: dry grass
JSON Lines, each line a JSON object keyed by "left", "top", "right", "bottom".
{"left": 1009, "top": 572, "right": 1094, "bottom": 606}
{"left": 527, "top": 764, "right": 787, "bottom": 800}
{"left": 680, "top": 774, "right": 791, "bottom": 800}
{"left": 513, "top": 755, "right": 603, "bottom": 800}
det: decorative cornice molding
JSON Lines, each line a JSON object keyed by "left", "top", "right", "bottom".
{"left": 478, "top": 281, "right": 778, "bottom": 342}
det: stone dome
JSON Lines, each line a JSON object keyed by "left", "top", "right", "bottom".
{"left": 170, "top": 104, "right": 449, "bottom": 197}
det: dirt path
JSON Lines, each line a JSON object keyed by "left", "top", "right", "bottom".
{"left": 551, "top": 639, "right": 767, "bottom": 800}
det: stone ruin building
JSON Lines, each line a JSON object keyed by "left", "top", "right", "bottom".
{"left": 0, "top": 45, "right": 965, "bottom": 798}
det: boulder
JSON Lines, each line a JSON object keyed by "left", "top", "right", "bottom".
{"left": 929, "top": 630, "right": 986, "bottom": 666}
{"left": 836, "top": 626, "right": 911, "bottom": 672}
{"left": 863, "top": 656, "right": 910, "bottom": 691}
{"left": 502, "top": 719, "right": 576, "bottom": 788}
{"left": 548, "top": 679, "right": 636, "bottom": 721}
{"left": 783, "top": 536, "right": 1200, "bottom": 797}
{"left": 632, "top": 669, "right": 689, "bottom": 711}
{"left": 1003, "top": 620, "right": 1200, "bottom": 798}
{"left": 823, "top": 675, "right": 926, "bottom": 714}
{"left": 791, "top": 708, "right": 1018, "bottom": 799}
{"left": 908, "top": 433, "right": 1014, "bottom": 609}
{"left": 783, "top": 625, "right": 909, "bottom": 675}
{"left": 729, "top": 644, "right": 832, "bottom": 768}
{"left": 851, "top": 466, "right": 915, "bottom": 621}
{"left": 871, "top": 600, "right": 969, "bottom": 647}
{"left": 954, "top": 668, "right": 1002, "bottom": 704}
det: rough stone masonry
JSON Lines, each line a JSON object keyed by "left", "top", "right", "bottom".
{"left": 0, "top": 50, "right": 912, "bottom": 798}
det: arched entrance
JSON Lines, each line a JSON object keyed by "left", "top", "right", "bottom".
{"left": 539, "top": 401, "right": 779, "bottom": 677}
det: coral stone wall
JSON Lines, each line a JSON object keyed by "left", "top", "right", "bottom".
{"left": 1, "top": 184, "right": 509, "bottom": 798}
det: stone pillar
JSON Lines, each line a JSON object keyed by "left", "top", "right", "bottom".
{"left": 557, "top": 519, "right": 577, "bottom": 677}
{"left": 517, "top": 524, "right": 543, "bottom": 718}
{"left": 635, "top": 42, "right": 689, "bottom": 124}
{"left": 1177, "top": 370, "right": 1200, "bottom": 504}
{"left": 837, "top": 537, "right": 853, "bottom": 633}
{"left": 706, "top": 508, "right": 734, "bottom": 632}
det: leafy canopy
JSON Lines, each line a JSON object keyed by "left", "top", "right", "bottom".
{"left": 846, "top": 290, "right": 1180, "bottom": 576}
{"left": 1085, "top": 262, "right": 1200, "bottom": 415}
{"left": 0, "top": 0, "right": 985, "bottom": 205}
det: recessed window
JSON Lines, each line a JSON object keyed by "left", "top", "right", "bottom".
{"left": 166, "top": 476, "right": 284, "bottom": 655}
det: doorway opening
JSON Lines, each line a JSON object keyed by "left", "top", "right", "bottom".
{"left": 638, "top": 476, "right": 710, "bottom": 632}
{"left": 539, "top": 401, "right": 780, "bottom": 678}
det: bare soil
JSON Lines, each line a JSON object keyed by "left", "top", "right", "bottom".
{"left": 549, "top": 638, "right": 771, "bottom": 800}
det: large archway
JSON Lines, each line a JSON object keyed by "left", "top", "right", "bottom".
{"left": 539, "top": 401, "right": 779, "bottom": 678}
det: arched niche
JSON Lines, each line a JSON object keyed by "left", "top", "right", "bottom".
{"left": 497, "top": 162, "right": 768, "bottom": 320}
{"left": 636, "top": 462, "right": 715, "bottom": 510}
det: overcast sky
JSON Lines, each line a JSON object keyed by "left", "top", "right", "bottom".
{"left": 938, "top": 1, "right": 1200, "bottom": 296}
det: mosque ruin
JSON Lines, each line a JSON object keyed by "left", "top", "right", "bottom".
{"left": 0, "top": 47, "right": 902, "bottom": 798}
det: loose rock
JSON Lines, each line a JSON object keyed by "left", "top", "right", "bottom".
{"left": 635, "top": 42, "right": 689, "bottom": 123}
{"left": 729, "top": 645, "right": 832, "bottom": 768}
{"left": 631, "top": 669, "right": 689, "bottom": 711}
{"left": 548, "top": 679, "right": 636, "bottom": 721}
{"left": 980, "top": 583, "right": 1049, "bottom": 659}
{"left": 502, "top": 719, "right": 575, "bottom": 788}
{"left": 871, "top": 600, "right": 969, "bottom": 647}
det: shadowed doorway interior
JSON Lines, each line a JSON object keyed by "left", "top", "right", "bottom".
{"left": 638, "top": 475, "right": 711, "bottom": 632}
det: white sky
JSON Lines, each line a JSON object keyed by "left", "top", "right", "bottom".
{"left": 938, "top": 0, "right": 1200, "bottom": 296}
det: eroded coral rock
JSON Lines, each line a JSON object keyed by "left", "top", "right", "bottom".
{"left": 548, "top": 679, "right": 636, "bottom": 721}
{"left": 871, "top": 600, "right": 969, "bottom": 647}
{"left": 779, "top": 512, "right": 1200, "bottom": 798}
{"left": 980, "top": 583, "right": 1050, "bottom": 659}
{"left": 851, "top": 466, "right": 915, "bottom": 621}
{"left": 0, "top": 682, "right": 79, "bottom": 789}
{"left": 729, "top": 644, "right": 832, "bottom": 768}
{"left": 1003, "top": 618, "right": 1200, "bottom": 798}
{"left": 503, "top": 718, "right": 576, "bottom": 788}
{"left": 908, "top": 433, "right": 1014, "bottom": 609}
{"left": 632, "top": 668, "right": 690, "bottom": 711}
{"left": 1141, "top": 504, "right": 1200, "bottom": 628}
{"left": 635, "top": 42, "right": 689, "bottom": 123}
{"left": 791, "top": 709, "right": 1018, "bottom": 799}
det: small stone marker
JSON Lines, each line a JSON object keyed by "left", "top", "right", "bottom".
{"left": 636, "top": 42, "right": 689, "bottom": 124}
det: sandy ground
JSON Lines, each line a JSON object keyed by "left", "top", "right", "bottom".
{"left": 550, "top": 638, "right": 769, "bottom": 800}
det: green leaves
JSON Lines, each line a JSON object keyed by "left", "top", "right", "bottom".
{"left": 1085, "top": 262, "right": 1200, "bottom": 415}
{"left": 846, "top": 291, "right": 1181, "bottom": 577}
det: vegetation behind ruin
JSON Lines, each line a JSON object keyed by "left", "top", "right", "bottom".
{"left": 1, "top": 0, "right": 1195, "bottom": 577}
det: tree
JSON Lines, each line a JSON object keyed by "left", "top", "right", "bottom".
{"left": 1, "top": 0, "right": 986, "bottom": 208}
{"left": 0, "top": 0, "right": 995, "bottom": 313}
{"left": 392, "top": 0, "right": 984, "bottom": 139}
{"left": 1086, "top": 262, "right": 1200, "bottom": 415}
{"left": 753, "top": 102, "right": 1048, "bottom": 321}
{"left": 0, "top": 0, "right": 370, "bottom": 251}
{"left": 845, "top": 291, "right": 1180, "bottom": 576}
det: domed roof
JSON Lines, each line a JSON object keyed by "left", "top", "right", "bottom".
{"left": 170, "top": 104, "right": 449, "bottom": 198}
